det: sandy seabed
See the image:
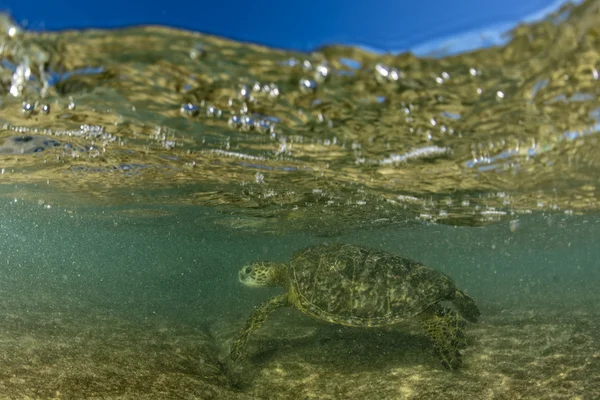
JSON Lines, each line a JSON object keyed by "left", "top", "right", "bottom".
{"left": 0, "top": 291, "right": 596, "bottom": 400}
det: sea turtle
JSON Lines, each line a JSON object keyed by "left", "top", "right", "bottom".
{"left": 229, "top": 243, "right": 480, "bottom": 370}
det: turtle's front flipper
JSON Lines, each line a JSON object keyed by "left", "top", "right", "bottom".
{"left": 419, "top": 303, "right": 467, "bottom": 370}
{"left": 229, "top": 294, "right": 290, "bottom": 361}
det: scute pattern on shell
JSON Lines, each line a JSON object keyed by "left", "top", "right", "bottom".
{"left": 289, "top": 243, "right": 457, "bottom": 326}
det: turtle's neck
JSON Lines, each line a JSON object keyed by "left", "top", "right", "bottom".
{"left": 271, "top": 262, "right": 290, "bottom": 289}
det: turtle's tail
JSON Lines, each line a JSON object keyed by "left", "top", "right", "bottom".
{"left": 451, "top": 290, "right": 480, "bottom": 323}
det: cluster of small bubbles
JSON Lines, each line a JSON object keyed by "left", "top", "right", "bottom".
{"left": 287, "top": 57, "right": 331, "bottom": 82}
{"left": 316, "top": 112, "right": 334, "bottom": 128}
{"left": 269, "top": 84, "right": 280, "bottom": 97}
{"left": 255, "top": 172, "right": 265, "bottom": 184}
{"left": 206, "top": 105, "right": 222, "bottom": 118}
{"left": 299, "top": 78, "right": 317, "bottom": 94}
{"left": 20, "top": 101, "right": 51, "bottom": 117}
{"left": 255, "top": 119, "right": 272, "bottom": 134}
{"left": 229, "top": 82, "right": 280, "bottom": 103}
{"left": 281, "top": 58, "right": 334, "bottom": 91}
{"left": 67, "top": 101, "right": 76, "bottom": 111}
{"left": 228, "top": 114, "right": 276, "bottom": 134}
{"left": 439, "top": 125, "right": 454, "bottom": 135}
{"left": 79, "top": 124, "right": 105, "bottom": 138}
{"left": 419, "top": 213, "right": 434, "bottom": 222}
{"left": 10, "top": 62, "right": 31, "bottom": 97}
{"left": 163, "top": 140, "right": 176, "bottom": 150}
{"left": 240, "top": 116, "right": 255, "bottom": 131}
{"left": 180, "top": 103, "right": 199, "bottom": 117}
{"left": 247, "top": 81, "right": 280, "bottom": 98}
{"left": 374, "top": 63, "right": 401, "bottom": 84}
{"left": 153, "top": 126, "right": 168, "bottom": 141}
{"left": 435, "top": 71, "right": 451, "bottom": 84}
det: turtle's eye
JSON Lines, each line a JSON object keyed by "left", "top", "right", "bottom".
{"left": 244, "top": 266, "right": 252, "bottom": 274}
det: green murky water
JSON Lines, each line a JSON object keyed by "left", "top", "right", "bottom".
{"left": 0, "top": 1, "right": 599, "bottom": 399}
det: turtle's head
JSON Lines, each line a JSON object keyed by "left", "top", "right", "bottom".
{"left": 238, "top": 261, "right": 287, "bottom": 288}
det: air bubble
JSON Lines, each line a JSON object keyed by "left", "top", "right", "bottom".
{"left": 239, "top": 85, "right": 251, "bottom": 99}
{"left": 229, "top": 115, "right": 242, "bottom": 127}
{"left": 180, "top": 103, "right": 199, "bottom": 117}
{"left": 22, "top": 102, "right": 34, "bottom": 116}
{"left": 268, "top": 84, "right": 280, "bottom": 97}
{"left": 299, "top": 79, "right": 317, "bottom": 94}
{"left": 283, "top": 58, "right": 299, "bottom": 67}
{"left": 375, "top": 64, "right": 391, "bottom": 82}
{"left": 388, "top": 69, "right": 399, "bottom": 81}
{"left": 190, "top": 44, "right": 206, "bottom": 60}
{"left": 314, "top": 65, "right": 329, "bottom": 83}
{"left": 0, "top": 14, "right": 21, "bottom": 38}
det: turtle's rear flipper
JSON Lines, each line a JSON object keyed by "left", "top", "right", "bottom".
{"left": 451, "top": 290, "right": 480, "bottom": 323}
{"left": 420, "top": 304, "right": 467, "bottom": 370}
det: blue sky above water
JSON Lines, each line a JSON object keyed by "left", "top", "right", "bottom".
{"left": 0, "top": 0, "right": 581, "bottom": 54}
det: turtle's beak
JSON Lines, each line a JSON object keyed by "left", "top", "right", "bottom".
{"left": 238, "top": 267, "right": 248, "bottom": 283}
